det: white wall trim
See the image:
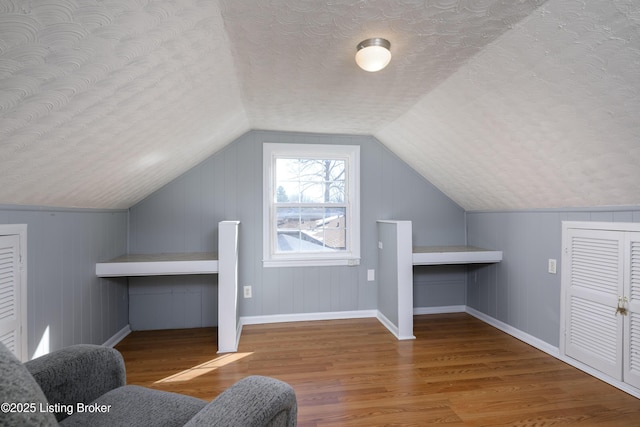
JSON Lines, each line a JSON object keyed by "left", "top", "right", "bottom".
{"left": 240, "top": 309, "right": 417, "bottom": 341}
{"left": 101, "top": 304, "right": 640, "bottom": 399}
{"left": 414, "top": 305, "right": 466, "bottom": 315}
{"left": 465, "top": 306, "right": 559, "bottom": 357}
{"left": 465, "top": 306, "right": 640, "bottom": 399}
{"left": 102, "top": 324, "right": 131, "bottom": 348}
{"left": 377, "top": 310, "right": 415, "bottom": 340}
{"left": 262, "top": 143, "right": 361, "bottom": 267}
{"left": 240, "top": 309, "right": 378, "bottom": 326}
{"left": 236, "top": 304, "right": 640, "bottom": 399}
{"left": 376, "top": 310, "right": 399, "bottom": 338}
{"left": 556, "top": 353, "right": 640, "bottom": 399}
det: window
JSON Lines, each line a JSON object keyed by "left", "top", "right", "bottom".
{"left": 263, "top": 143, "right": 360, "bottom": 267}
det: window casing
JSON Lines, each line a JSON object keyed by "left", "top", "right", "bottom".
{"left": 263, "top": 143, "right": 360, "bottom": 267}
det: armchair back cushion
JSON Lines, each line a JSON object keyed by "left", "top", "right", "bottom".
{"left": 0, "top": 342, "right": 57, "bottom": 426}
{"left": 25, "top": 344, "right": 126, "bottom": 421}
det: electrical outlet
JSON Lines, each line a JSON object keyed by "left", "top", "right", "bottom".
{"left": 548, "top": 259, "right": 557, "bottom": 274}
{"left": 243, "top": 285, "right": 252, "bottom": 298}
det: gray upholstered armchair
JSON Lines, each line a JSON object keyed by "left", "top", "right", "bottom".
{"left": 0, "top": 342, "right": 297, "bottom": 426}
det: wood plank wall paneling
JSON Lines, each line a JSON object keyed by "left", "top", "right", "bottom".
{"left": 116, "top": 313, "right": 640, "bottom": 426}
{"left": 128, "top": 130, "right": 468, "bottom": 330}
{"left": 466, "top": 208, "right": 640, "bottom": 349}
{"left": 0, "top": 207, "right": 128, "bottom": 358}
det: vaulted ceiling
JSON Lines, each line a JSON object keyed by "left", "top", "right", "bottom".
{"left": 1, "top": 0, "right": 639, "bottom": 210}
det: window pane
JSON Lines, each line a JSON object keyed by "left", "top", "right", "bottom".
{"left": 275, "top": 182, "right": 298, "bottom": 203}
{"left": 327, "top": 181, "right": 345, "bottom": 203}
{"left": 275, "top": 159, "right": 297, "bottom": 182}
{"left": 276, "top": 207, "right": 299, "bottom": 228}
{"left": 275, "top": 207, "right": 347, "bottom": 253}
{"left": 276, "top": 158, "right": 347, "bottom": 204}
{"left": 326, "top": 160, "right": 345, "bottom": 181}
{"left": 299, "top": 182, "right": 324, "bottom": 203}
{"left": 297, "top": 159, "right": 325, "bottom": 179}
{"left": 318, "top": 208, "right": 346, "bottom": 250}
{"left": 265, "top": 143, "right": 359, "bottom": 265}
{"left": 275, "top": 159, "right": 299, "bottom": 203}
{"left": 276, "top": 207, "right": 300, "bottom": 252}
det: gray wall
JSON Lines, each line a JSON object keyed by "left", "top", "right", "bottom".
{"left": 466, "top": 208, "right": 640, "bottom": 348}
{"left": 128, "top": 130, "right": 467, "bottom": 329}
{"left": 0, "top": 206, "right": 128, "bottom": 358}
{"left": 377, "top": 222, "right": 399, "bottom": 326}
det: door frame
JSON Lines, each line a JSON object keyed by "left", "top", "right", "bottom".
{"left": 0, "top": 224, "right": 27, "bottom": 361}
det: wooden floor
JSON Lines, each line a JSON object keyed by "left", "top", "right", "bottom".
{"left": 116, "top": 313, "right": 640, "bottom": 426}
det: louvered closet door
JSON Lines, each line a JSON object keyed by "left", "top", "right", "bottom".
{"left": 623, "top": 232, "right": 640, "bottom": 388}
{"left": 0, "top": 234, "right": 22, "bottom": 359}
{"left": 565, "top": 228, "right": 624, "bottom": 380}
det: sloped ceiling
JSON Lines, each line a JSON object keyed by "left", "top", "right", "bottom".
{"left": 1, "top": 0, "right": 639, "bottom": 210}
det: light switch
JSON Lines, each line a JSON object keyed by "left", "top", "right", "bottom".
{"left": 548, "top": 259, "right": 557, "bottom": 274}
{"left": 367, "top": 269, "right": 375, "bottom": 281}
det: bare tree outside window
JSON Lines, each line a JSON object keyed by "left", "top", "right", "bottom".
{"left": 275, "top": 158, "right": 347, "bottom": 253}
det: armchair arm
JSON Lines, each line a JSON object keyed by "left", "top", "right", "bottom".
{"left": 25, "top": 345, "right": 126, "bottom": 422}
{"left": 185, "top": 375, "right": 297, "bottom": 427}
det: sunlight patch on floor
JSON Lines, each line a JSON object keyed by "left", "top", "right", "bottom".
{"left": 154, "top": 352, "right": 253, "bottom": 383}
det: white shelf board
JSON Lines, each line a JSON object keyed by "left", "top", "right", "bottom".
{"left": 412, "top": 246, "right": 502, "bottom": 266}
{"left": 96, "top": 252, "right": 219, "bottom": 277}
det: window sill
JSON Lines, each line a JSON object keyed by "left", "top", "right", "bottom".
{"left": 263, "top": 257, "right": 361, "bottom": 268}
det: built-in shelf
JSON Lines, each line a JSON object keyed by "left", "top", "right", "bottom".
{"left": 95, "top": 252, "right": 219, "bottom": 277}
{"left": 95, "top": 221, "right": 240, "bottom": 353}
{"left": 412, "top": 246, "right": 502, "bottom": 265}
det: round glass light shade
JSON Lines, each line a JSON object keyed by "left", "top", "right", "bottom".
{"left": 355, "top": 38, "right": 391, "bottom": 72}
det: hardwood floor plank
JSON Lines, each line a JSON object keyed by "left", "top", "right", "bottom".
{"left": 116, "top": 313, "right": 640, "bottom": 426}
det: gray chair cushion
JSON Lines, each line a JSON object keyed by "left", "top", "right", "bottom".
{"left": 59, "top": 385, "right": 207, "bottom": 427}
{"left": 25, "top": 344, "right": 126, "bottom": 422}
{"left": 0, "top": 343, "right": 57, "bottom": 426}
{"left": 184, "top": 376, "right": 297, "bottom": 427}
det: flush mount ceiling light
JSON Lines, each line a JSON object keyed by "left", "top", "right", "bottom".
{"left": 355, "top": 38, "right": 391, "bottom": 72}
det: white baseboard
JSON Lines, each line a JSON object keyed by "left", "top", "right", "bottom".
{"left": 240, "top": 309, "right": 378, "bottom": 326}
{"left": 464, "top": 306, "right": 640, "bottom": 399}
{"left": 376, "top": 311, "right": 415, "bottom": 340}
{"left": 103, "top": 325, "right": 131, "bottom": 348}
{"left": 465, "top": 307, "right": 559, "bottom": 357}
{"left": 414, "top": 305, "right": 466, "bottom": 315}
{"left": 119, "top": 302, "right": 640, "bottom": 399}
{"left": 376, "top": 311, "right": 399, "bottom": 338}
{"left": 556, "top": 354, "right": 640, "bottom": 399}
{"left": 240, "top": 309, "right": 418, "bottom": 341}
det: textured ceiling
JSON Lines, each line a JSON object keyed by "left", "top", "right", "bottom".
{"left": 377, "top": 0, "right": 640, "bottom": 210}
{"left": 0, "top": 0, "right": 248, "bottom": 208}
{"left": 1, "top": 0, "right": 639, "bottom": 210}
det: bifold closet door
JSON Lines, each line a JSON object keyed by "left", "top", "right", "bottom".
{"left": 0, "top": 234, "right": 22, "bottom": 359}
{"left": 564, "top": 228, "right": 624, "bottom": 380}
{"left": 623, "top": 232, "right": 640, "bottom": 388}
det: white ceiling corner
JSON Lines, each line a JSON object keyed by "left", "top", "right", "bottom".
{"left": 1, "top": 0, "right": 639, "bottom": 211}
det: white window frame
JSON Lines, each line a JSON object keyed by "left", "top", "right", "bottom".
{"left": 263, "top": 143, "right": 360, "bottom": 268}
